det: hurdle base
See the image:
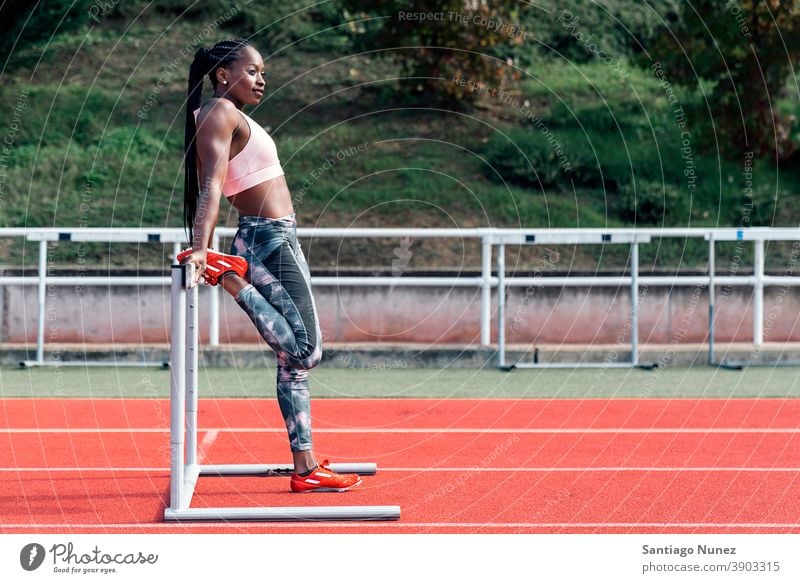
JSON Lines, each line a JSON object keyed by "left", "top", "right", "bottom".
{"left": 508, "top": 361, "right": 647, "bottom": 369}
{"left": 164, "top": 462, "right": 399, "bottom": 522}
{"left": 20, "top": 360, "right": 169, "bottom": 369}
{"left": 714, "top": 359, "right": 800, "bottom": 370}
{"left": 164, "top": 505, "right": 401, "bottom": 522}
{"left": 200, "top": 462, "right": 377, "bottom": 477}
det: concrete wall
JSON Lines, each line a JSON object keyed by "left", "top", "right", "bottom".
{"left": 3, "top": 278, "right": 800, "bottom": 344}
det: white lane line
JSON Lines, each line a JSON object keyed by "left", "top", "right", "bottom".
{"left": 2, "top": 466, "right": 799, "bottom": 473}
{"left": 196, "top": 430, "right": 219, "bottom": 464}
{"left": 4, "top": 397, "right": 795, "bottom": 403}
{"left": 0, "top": 522, "right": 797, "bottom": 529}
{"left": 2, "top": 427, "right": 800, "bottom": 434}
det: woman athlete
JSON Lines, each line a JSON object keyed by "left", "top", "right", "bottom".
{"left": 179, "top": 38, "right": 360, "bottom": 493}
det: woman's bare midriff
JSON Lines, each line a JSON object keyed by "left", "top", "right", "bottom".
{"left": 227, "top": 174, "right": 294, "bottom": 218}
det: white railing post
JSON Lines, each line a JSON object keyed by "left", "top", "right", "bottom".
{"left": 630, "top": 241, "right": 639, "bottom": 366}
{"left": 753, "top": 239, "right": 765, "bottom": 345}
{"left": 497, "top": 243, "right": 506, "bottom": 368}
{"left": 35, "top": 240, "right": 48, "bottom": 364}
{"left": 480, "top": 232, "right": 492, "bottom": 346}
{"left": 708, "top": 233, "right": 716, "bottom": 365}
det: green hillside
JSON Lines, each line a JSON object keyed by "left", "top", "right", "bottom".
{"left": 1, "top": 1, "right": 799, "bottom": 272}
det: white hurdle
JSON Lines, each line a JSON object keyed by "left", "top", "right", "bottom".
{"left": 494, "top": 230, "right": 653, "bottom": 370}
{"left": 164, "top": 263, "right": 400, "bottom": 522}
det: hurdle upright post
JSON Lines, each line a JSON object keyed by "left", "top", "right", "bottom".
{"left": 497, "top": 243, "right": 506, "bottom": 369}
{"left": 480, "top": 232, "right": 492, "bottom": 346}
{"left": 753, "top": 238, "right": 765, "bottom": 346}
{"left": 168, "top": 263, "right": 189, "bottom": 512}
{"left": 185, "top": 277, "right": 199, "bottom": 468}
{"left": 209, "top": 234, "right": 221, "bottom": 346}
{"left": 630, "top": 240, "right": 639, "bottom": 367}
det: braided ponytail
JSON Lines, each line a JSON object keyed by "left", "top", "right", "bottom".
{"left": 183, "top": 38, "right": 251, "bottom": 244}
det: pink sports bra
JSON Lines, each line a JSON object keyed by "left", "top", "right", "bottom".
{"left": 193, "top": 106, "right": 284, "bottom": 197}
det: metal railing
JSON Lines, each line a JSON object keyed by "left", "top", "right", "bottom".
{"left": 1, "top": 226, "right": 798, "bottom": 367}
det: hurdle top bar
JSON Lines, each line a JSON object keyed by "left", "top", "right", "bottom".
{"left": 173, "top": 262, "right": 199, "bottom": 290}
{"left": 487, "top": 230, "right": 651, "bottom": 245}
{"left": 26, "top": 230, "right": 189, "bottom": 243}
{"left": 703, "top": 228, "right": 800, "bottom": 242}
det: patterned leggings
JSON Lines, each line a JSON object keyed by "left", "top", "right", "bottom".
{"left": 230, "top": 214, "right": 322, "bottom": 452}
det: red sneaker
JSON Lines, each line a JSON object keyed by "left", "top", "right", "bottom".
{"left": 177, "top": 248, "right": 248, "bottom": 286}
{"left": 290, "top": 460, "right": 362, "bottom": 493}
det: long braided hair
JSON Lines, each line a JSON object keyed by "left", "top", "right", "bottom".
{"left": 184, "top": 38, "right": 250, "bottom": 244}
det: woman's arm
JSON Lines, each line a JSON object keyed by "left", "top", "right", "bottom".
{"left": 184, "top": 101, "right": 237, "bottom": 283}
{"left": 193, "top": 101, "right": 237, "bottom": 249}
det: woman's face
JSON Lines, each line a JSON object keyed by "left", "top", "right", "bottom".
{"left": 217, "top": 46, "right": 265, "bottom": 106}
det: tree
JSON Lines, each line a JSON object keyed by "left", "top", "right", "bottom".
{"left": 646, "top": 0, "right": 800, "bottom": 159}
{"left": 519, "top": 0, "right": 678, "bottom": 67}
{"left": 0, "top": 0, "right": 91, "bottom": 66}
{"left": 339, "top": 0, "right": 526, "bottom": 104}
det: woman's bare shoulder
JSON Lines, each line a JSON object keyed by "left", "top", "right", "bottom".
{"left": 195, "top": 97, "right": 239, "bottom": 126}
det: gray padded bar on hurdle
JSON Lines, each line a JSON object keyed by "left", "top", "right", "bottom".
{"left": 199, "top": 463, "right": 377, "bottom": 476}
{"left": 164, "top": 505, "right": 401, "bottom": 522}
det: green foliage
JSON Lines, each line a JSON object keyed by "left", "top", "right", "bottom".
{"left": 3, "top": 0, "right": 800, "bottom": 271}
{"left": 645, "top": 0, "right": 800, "bottom": 159}
{"left": 481, "top": 121, "right": 767, "bottom": 227}
{"left": 1, "top": 123, "right": 178, "bottom": 230}
{"left": 339, "top": 0, "right": 524, "bottom": 104}
{"left": 514, "top": 0, "right": 678, "bottom": 67}
{"left": 110, "top": 0, "right": 232, "bottom": 18}
{"left": 0, "top": 0, "right": 91, "bottom": 63}
{"left": 478, "top": 57, "right": 774, "bottom": 226}
{"left": 242, "top": 1, "right": 351, "bottom": 52}
{"left": 109, "top": 0, "right": 352, "bottom": 53}
{"left": 1, "top": 85, "right": 122, "bottom": 148}
{"left": 98, "top": 126, "right": 165, "bottom": 159}
{"left": 617, "top": 180, "right": 687, "bottom": 224}
{"left": 481, "top": 128, "right": 571, "bottom": 188}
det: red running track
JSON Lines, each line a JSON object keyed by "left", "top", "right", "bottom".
{"left": 1, "top": 398, "right": 799, "bottom": 534}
